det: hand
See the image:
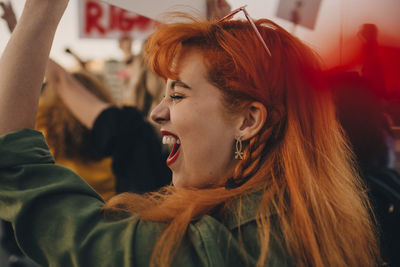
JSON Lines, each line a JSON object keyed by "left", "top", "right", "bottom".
{"left": 0, "top": 1, "right": 17, "bottom": 32}
{"left": 206, "top": 0, "right": 231, "bottom": 20}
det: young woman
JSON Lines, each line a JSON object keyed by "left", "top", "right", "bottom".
{"left": 0, "top": 1, "right": 380, "bottom": 267}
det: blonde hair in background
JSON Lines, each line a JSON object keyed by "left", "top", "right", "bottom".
{"left": 126, "top": 47, "right": 165, "bottom": 121}
{"left": 36, "top": 70, "right": 114, "bottom": 162}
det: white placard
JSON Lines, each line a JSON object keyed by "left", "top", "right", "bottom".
{"left": 99, "top": 0, "right": 207, "bottom": 22}
{"left": 79, "top": 0, "right": 156, "bottom": 39}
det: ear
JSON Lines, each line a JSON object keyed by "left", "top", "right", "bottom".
{"left": 236, "top": 102, "right": 267, "bottom": 141}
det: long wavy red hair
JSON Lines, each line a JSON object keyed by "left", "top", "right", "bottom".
{"left": 104, "top": 16, "right": 380, "bottom": 267}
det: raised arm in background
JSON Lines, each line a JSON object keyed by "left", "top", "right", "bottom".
{"left": 0, "top": 0, "right": 69, "bottom": 135}
{"left": 45, "top": 59, "right": 111, "bottom": 128}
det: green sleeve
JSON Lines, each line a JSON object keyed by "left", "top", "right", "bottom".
{"left": 0, "top": 129, "right": 167, "bottom": 266}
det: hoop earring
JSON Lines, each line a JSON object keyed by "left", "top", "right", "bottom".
{"left": 235, "top": 136, "right": 243, "bottom": 160}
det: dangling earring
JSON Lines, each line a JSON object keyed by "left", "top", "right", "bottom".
{"left": 235, "top": 136, "right": 243, "bottom": 160}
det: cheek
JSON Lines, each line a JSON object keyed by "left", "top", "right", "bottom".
{"left": 171, "top": 94, "right": 235, "bottom": 148}
{"left": 174, "top": 105, "right": 234, "bottom": 160}
{"left": 174, "top": 102, "right": 223, "bottom": 136}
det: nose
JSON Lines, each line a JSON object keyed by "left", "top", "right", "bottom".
{"left": 150, "top": 98, "right": 170, "bottom": 125}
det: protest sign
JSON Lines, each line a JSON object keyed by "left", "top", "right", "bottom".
{"left": 99, "top": 0, "right": 206, "bottom": 21}
{"left": 79, "top": 0, "right": 156, "bottom": 39}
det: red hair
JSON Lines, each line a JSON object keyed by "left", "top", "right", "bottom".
{"left": 104, "top": 16, "right": 380, "bottom": 267}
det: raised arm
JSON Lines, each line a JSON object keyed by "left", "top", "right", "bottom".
{"left": 45, "top": 59, "right": 112, "bottom": 129}
{"left": 0, "top": 0, "right": 69, "bottom": 135}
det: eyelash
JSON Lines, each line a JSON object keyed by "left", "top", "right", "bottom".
{"left": 170, "top": 94, "right": 184, "bottom": 101}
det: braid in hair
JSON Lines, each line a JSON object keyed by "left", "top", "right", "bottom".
{"left": 225, "top": 106, "right": 286, "bottom": 189}
{"left": 225, "top": 126, "right": 272, "bottom": 188}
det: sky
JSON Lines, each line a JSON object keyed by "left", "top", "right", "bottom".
{"left": 1, "top": 0, "right": 400, "bottom": 69}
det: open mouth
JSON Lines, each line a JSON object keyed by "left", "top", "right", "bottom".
{"left": 162, "top": 133, "right": 181, "bottom": 166}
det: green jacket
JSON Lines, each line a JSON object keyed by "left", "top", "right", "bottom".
{"left": 0, "top": 129, "right": 290, "bottom": 266}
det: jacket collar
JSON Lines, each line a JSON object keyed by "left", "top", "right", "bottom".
{"left": 222, "top": 190, "right": 264, "bottom": 230}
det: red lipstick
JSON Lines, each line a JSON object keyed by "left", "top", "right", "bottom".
{"left": 166, "top": 143, "right": 181, "bottom": 166}
{"left": 161, "top": 130, "right": 181, "bottom": 166}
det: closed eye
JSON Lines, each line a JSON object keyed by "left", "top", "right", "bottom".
{"left": 170, "top": 94, "right": 184, "bottom": 101}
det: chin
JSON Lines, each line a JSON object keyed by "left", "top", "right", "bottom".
{"left": 172, "top": 172, "right": 219, "bottom": 189}
{"left": 172, "top": 174, "right": 196, "bottom": 189}
{"left": 172, "top": 174, "right": 183, "bottom": 188}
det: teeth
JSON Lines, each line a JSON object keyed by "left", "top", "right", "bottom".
{"left": 162, "top": 135, "right": 180, "bottom": 145}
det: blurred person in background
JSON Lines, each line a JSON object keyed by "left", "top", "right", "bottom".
{"left": 119, "top": 35, "right": 135, "bottom": 66}
{"left": 40, "top": 62, "right": 117, "bottom": 200}
{"left": 44, "top": 58, "right": 171, "bottom": 193}
{"left": 328, "top": 70, "right": 400, "bottom": 267}
{"left": 358, "top": 23, "right": 387, "bottom": 103}
{"left": 124, "top": 42, "right": 166, "bottom": 121}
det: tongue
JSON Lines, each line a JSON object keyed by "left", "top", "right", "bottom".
{"left": 168, "top": 143, "right": 180, "bottom": 159}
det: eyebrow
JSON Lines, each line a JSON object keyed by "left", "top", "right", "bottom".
{"left": 171, "top": 80, "right": 191, "bottom": 90}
